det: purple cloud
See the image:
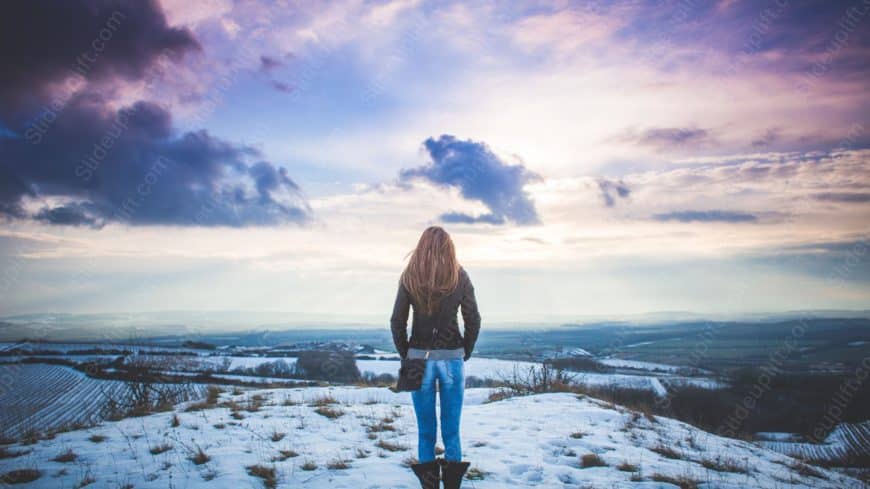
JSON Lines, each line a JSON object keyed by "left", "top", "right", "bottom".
{"left": 401, "top": 135, "right": 541, "bottom": 225}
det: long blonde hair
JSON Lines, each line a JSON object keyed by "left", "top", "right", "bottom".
{"left": 401, "top": 226, "right": 461, "bottom": 316}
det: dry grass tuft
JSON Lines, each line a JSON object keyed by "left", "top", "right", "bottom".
{"left": 375, "top": 439, "right": 408, "bottom": 452}
{"left": 149, "top": 443, "right": 173, "bottom": 455}
{"left": 52, "top": 449, "right": 77, "bottom": 463}
{"left": 700, "top": 457, "right": 748, "bottom": 474}
{"left": 0, "top": 447, "right": 29, "bottom": 460}
{"left": 0, "top": 469, "right": 42, "bottom": 484}
{"left": 270, "top": 430, "right": 286, "bottom": 442}
{"left": 580, "top": 453, "right": 608, "bottom": 468}
{"left": 314, "top": 406, "right": 344, "bottom": 419}
{"left": 272, "top": 449, "right": 299, "bottom": 462}
{"left": 309, "top": 395, "right": 338, "bottom": 407}
{"left": 650, "top": 473, "right": 699, "bottom": 489}
{"left": 246, "top": 464, "right": 277, "bottom": 488}
{"left": 650, "top": 443, "right": 681, "bottom": 460}
{"left": 327, "top": 457, "right": 350, "bottom": 470}
{"left": 190, "top": 447, "right": 211, "bottom": 465}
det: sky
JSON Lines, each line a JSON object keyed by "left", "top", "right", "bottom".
{"left": 0, "top": 0, "right": 869, "bottom": 321}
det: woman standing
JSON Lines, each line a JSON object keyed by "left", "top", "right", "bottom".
{"left": 390, "top": 226, "right": 481, "bottom": 489}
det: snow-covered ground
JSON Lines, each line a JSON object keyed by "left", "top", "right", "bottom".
{"left": 0, "top": 386, "right": 861, "bottom": 488}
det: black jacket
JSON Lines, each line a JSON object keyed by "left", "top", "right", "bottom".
{"left": 390, "top": 267, "right": 481, "bottom": 360}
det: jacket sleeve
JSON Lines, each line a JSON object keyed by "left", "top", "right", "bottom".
{"left": 459, "top": 271, "right": 481, "bottom": 361}
{"left": 389, "top": 280, "right": 411, "bottom": 359}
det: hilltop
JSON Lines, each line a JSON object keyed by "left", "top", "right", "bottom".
{"left": 0, "top": 386, "right": 863, "bottom": 488}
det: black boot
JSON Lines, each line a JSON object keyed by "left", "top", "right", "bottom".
{"left": 411, "top": 460, "right": 440, "bottom": 489}
{"left": 439, "top": 460, "right": 470, "bottom": 489}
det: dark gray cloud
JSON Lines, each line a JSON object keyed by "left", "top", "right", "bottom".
{"left": 814, "top": 192, "right": 870, "bottom": 203}
{"left": 0, "top": 94, "right": 310, "bottom": 227}
{"left": 751, "top": 128, "right": 781, "bottom": 147}
{"left": 0, "top": 0, "right": 310, "bottom": 228}
{"left": 0, "top": 0, "right": 200, "bottom": 121}
{"left": 618, "top": 127, "right": 710, "bottom": 150}
{"left": 597, "top": 178, "right": 631, "bottom": 207}
{"left": 400, "top": 135, "right": 541, "bottom": 225}
{"left": 653, "top": 210, "right": 758, "bottom": 223}
{"left": 33, "top": 202, "right": 104, "bottom": 229}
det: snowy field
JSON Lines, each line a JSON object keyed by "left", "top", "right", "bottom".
{"left": 0, "top": 364, "right": 206, "bottom": 440}
{"left": 0, "top": 386, "right": 862, "bottom": 488}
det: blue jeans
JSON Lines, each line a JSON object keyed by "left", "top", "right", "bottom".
{"left": 411, "top": 358, "right": 465, "bottom": 462}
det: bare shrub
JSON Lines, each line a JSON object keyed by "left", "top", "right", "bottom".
{"left": 488, "top": 364, "right": 577, "bottom": 401}
{"left": 100, "top": 355, "right": 200, "bottom": 419}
